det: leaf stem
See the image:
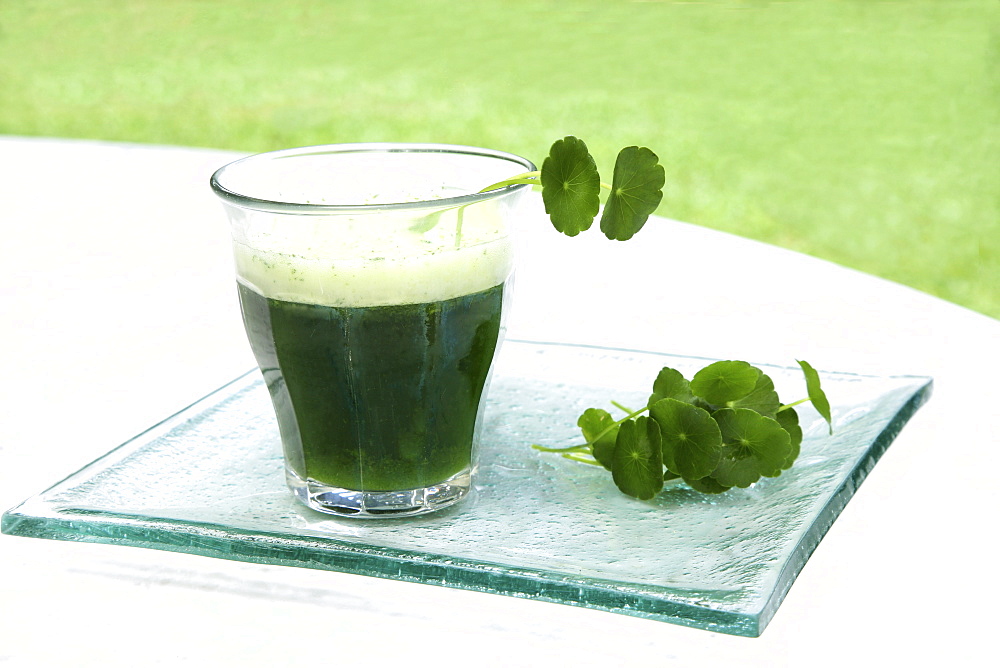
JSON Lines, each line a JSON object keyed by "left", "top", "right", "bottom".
{"left": 479, "top": 171, "right": 541, "bottom": 193}
{"left": 532, "top": 406, "right": 649, "bottom": 456}
{"left": 777, "top": 398, "right": 809, "bottom": 412}
{"left": 611, "top": 400, "right": 636, "bottom": 414}
{"left": 562, "top": 453, "right": 604, "bottom": 466}
{"left": 454, "top": 205, "right": 464, "bottom": 249}
{"left": 531, "top": 443, "right": 592, "bottom": 454}
{"left": 589, "top": 406, "right": 650, "bottom": 445}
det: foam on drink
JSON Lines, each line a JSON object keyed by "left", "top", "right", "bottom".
{"left": 233, "top": 201, "right": 514, "bottom": 308}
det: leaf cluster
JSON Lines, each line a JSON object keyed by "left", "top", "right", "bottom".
{"left": 482, "top": 136, "right": 665, "bottom": 241}
{"left": 537, "top": 360, "right": 833, "bottom": 500}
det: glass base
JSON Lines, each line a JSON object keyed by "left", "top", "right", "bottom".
{"left": 287, "top": 468, "right": 472, "bottom": 518}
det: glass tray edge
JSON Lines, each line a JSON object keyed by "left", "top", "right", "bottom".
{"left": 1, "top": 507, "right": 761, "bottom": 636}
{"left": 757, "top": 377, "right": 933, "bottom": 630}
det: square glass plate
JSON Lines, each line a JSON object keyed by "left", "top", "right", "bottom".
{"left": 2, "top": 340, "right": 931, "bottom": 637}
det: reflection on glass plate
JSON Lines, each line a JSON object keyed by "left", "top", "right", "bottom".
{"left": 2, "top": 340, "right": 931, "bottom": 636}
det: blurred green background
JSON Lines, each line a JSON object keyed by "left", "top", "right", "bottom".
{"left": 2, "top": 0, "right": 996, "bottom": 318}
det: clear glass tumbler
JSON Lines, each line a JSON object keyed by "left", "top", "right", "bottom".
{"left": 210, "top": 144, "right": 535, "bottom": 518}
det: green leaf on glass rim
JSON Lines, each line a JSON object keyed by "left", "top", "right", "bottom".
{"left": 710, "top": 408, "right": 791, "bottom": 488}
{"left": 690, "top": 360, "right": 761, "bottom": 406}
{"left": 798, "top": 360, "right": 833, "bottom": 434}
{"left": 728, "top": 371, "right": 781, "bottom": 418}
{"left": 578, "top": 408, "right": 619, "bottom": 470}
{"left": 649, "top": 398, "right": 723, "bottom": 480}
{"left": 684, "top": 474, "right": 732, "bottom": 495}
{"left": 540, "top": 136, "right": 601, "bottom": 237}
{"left": 612, "top": 417, "right": 664, "bottom": 500}
{"left": 647, "top": 366, "right": 695, "bottom": 408}
{"left": 599, "top": 146, "right": 665, "bottom": 241}
{"left": 776, "top": 407, "right": 803, "bottom": 470}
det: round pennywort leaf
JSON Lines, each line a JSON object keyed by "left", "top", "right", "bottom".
{"left": 710, "top": 408, "right": 791, "bottom": 488}
{"left": 612, "top": 417, "right": 664, "bottom": 500}
{"left": 728, "top": 371, "right": 780, "bottom": 418}
{"left": 578, "top": 407, "right": 619, "bottom": 470}
{"left": 684, "top": 475, "right": 732, "bottom": 495}
{"left": 649, "top": 398, "right": 722, "bottom": 480}
{"left": 599, "top": 146, "right": 665, "bottom": 241}
{"left": 647, "top": 366, "right": 694, "bottom": 408}
{"left": 691, "top": 360, "right": 760, "bottom": 406}
{"left": 776, "top": 407, "right": 802, "bottom": 470}
{"left": 540, "top": 136, "right": 601, "bottom": 237}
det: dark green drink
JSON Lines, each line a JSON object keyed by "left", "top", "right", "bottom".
{"left": 238, "top": 281, "right": 506, "bottom": 514}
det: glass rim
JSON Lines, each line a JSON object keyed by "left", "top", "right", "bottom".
{"left": 210, "top": 142, "right": 537, "bottom": 214}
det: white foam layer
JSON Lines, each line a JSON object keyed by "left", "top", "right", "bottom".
{"left": 235, "top": 238, "right": 512, "bottom": 307}
{"left": 233, "top": 207, "right": 514, "bottom": 307}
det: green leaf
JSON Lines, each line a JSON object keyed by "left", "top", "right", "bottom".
{"left": 592, "top": 442, "right": 616, "bottom": 471}
{"left": 797, "top": 360, "right": 833, "bottom": 434}
{"left": 649, "top": 398, "right": 723, "bottom": 480}
{"left": 710, "top": 408, "right": 791, "bottom": 488}
{"left": 540, "top": 136, "right": 601, "bottom": 236}
{"left": 612, "top": 417, "right": 664, "bottom": 500}
{"left": 684, "top": 474, "right": 732, "bottom": 495}
{"left": 599, "top": 146, "right": 665, "bottom": 241}
{"left": 578, "top": 407, "right": 619, "bottom": 444}
{"left": 775, "top": 407, "right": 803, "bottom": 470}
{"left": 578, "top": 408, "right": 619, "bottom": 470}
{"left": 647, "top": 366, "right": 694, "bottom": 408}
{"left": 691, "top": 360, "right": 760, "bottom": 406}
{"left": 691, "top": 396, "right": 716, "bottom": 413}
{"left": 728, "top": 371, "right": 780, "bottom": 418}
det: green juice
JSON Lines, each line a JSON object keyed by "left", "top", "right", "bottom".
{"left": 238, "top": 281, "right": 505, "bottom": 493}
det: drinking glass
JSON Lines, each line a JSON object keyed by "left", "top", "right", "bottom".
{"left": 210, "top": 144, "right": 535, "bottom": 517}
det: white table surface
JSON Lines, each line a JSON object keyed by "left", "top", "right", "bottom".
{"left": 1, "top": 136, "right": 996, "bottom": 666}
